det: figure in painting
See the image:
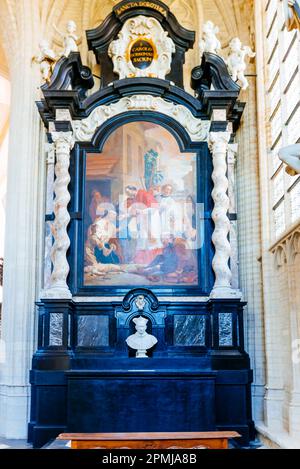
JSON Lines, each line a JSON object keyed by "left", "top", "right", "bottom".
{"left": 84, "top": 224, "right": 123, "bottom": 277}
{"left": 118, "top": 185, "right": 138, "bottom": 263}
{"left": 132, "top": 183, "right": 163, "bottom": 265}
{"left": 141, "top": 233, "right": 178, "bottom": 281}
{"left": 159, "top": 184, "right": 177, "bottom": 236}
{"left": 83, "top": 122, "right": 200, "bottom": 287}
{"left": 89, "top": 190, "right": 103, "bottom": 223}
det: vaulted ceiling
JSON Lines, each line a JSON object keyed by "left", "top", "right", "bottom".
{"left": 0, "top": 0, "right": 254, "bottom": 81}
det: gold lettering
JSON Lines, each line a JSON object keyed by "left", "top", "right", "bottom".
{"left": 132, "top": 57, "right": 152, "bottom": 62}
{"left": 116, "top": 2, "right": 166, "bottom": 16}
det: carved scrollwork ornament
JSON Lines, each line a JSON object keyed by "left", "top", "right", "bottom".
{"left": 73, "top": 95, "right": 210, "bottom": 143}
{"left": 108, "top": 15, "right": 175, "bottom": 80}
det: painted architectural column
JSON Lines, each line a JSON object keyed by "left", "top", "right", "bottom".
{"left": 209, "top": 132, "right": 241, "bottom": 299}
{"left": 43, "top": 132, "right": 74, "bottom": 299}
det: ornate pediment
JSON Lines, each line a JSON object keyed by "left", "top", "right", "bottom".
{"left": 86, "top": 0, "right": 195, "bottom": 88}
{"left": 108, "top": 15, "right": 175, "bottom": 80}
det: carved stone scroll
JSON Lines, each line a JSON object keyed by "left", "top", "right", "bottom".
{"left": 73, "top": 95, "right": 210, "bottom": 143}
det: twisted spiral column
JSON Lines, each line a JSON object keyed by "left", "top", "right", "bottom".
{"left": 209, "top": 132, "right": 241, "bottom": 299}
{"left": 43, "top": 131, "right": 74, "bottom": 299}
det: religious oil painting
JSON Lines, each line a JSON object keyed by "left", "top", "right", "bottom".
{"left": 83, "top": 121, "right": 200, "bottom": 287}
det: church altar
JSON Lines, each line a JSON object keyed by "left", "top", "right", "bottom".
{"left": 29, "top": 0, "right": 254, "bottom": 448}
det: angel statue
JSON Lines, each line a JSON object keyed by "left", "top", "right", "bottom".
{"left": 279, "top": 144, "right": 300, "bottom": 176}
{"left": 199, "top": 21, "right": 221, "bottom": 56}
{"left": 53, "top": 20, "right": 82, "bottom": 57}
{"left": 284, "top": 0, "right": 300, "bottom": 31}
{"left": 32, "top": 40, "right": 56, "bottom": 83}
{"left": 226, "top": 37, "right": 256, "bottom": 90}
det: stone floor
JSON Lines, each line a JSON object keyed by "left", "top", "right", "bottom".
{"left": 0, "top": 438, "right": 32, "bottom": 449}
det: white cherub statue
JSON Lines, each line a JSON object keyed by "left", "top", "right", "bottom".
{"left": 226, "top": 37, "right": 256, "bottom": 90}
{"left": 53, "top": 20, "right": 82, "bottom": 57}
{"left": 126, "top": 316, "right": 157, "bottom": 358}
{"left": 279, "top": 144, "right": 300, "bottom": 175}
{"left": 32, "top": 40, "right": 56, "bottom": 82}
{"left": 199, "top": 21, "right": 221, "bottom": 56}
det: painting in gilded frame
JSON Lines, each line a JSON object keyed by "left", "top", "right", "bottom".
{"left": 83, "top": 121, "right": 201, "bottom": 287}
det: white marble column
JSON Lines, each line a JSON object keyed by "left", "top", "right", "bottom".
{"left": 209, "top": 132, "right": 241, "bottom": 299}
{"left": 228, "top": 143, "right": 240, "bottom": 290}
{"left": 42, "top": 132, "right": 74, "bottom": 299}
{"left": 44, "top": 143, "right": 55, "bottom": 289}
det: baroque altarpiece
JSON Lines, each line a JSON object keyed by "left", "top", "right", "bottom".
{"left": 29, "top": 0, "right": 254, "bottom": 447}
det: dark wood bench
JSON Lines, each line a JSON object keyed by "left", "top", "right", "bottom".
{"left": 57, "top": 431, "right": 240, "bottom": 449}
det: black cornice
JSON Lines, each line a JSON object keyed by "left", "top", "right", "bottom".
{"left": 86, "top": 0, "right": 195, "bottom": 88}
{"left": 87, "top": 1, "right": 195, "bottom": 52}
{"left": 41, "top": 53, "right": 94, "bottom": 100}
{"left": 37, "top": 77, "right": 206, "bottom": 128}
{"left": 191, "top": 53, "right": 240, "bottom": 93}
{"left": 191, "top": 53, "right": 245, "bottom": 132}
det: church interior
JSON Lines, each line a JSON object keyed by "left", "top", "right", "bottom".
{"left": 0, "top": 0, "right": 299, "bottom": 451}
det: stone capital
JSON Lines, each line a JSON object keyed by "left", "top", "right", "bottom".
{"left": 51, "top": 131, "right": 75, "bottom": 152}
{"left": 208, "top": 131, "right": 231, "bottom": 154}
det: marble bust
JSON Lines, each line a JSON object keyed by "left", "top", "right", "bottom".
{"left": 126, "top": 316, "right": 157, "bottom": 358}
{"left": 279, "top": 144, "right": 300, "bottom": 175}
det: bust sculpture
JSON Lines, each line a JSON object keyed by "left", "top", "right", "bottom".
{"left": 126, "top": 316, "right": 157, "bottom": 358}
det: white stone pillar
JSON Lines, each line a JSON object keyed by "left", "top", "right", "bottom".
{"left": 228, "top": 143, "right": 240, "bottom": 290}
{"left": 209, "top": 132, "right": 241, "bottom": 299}
{"left": 42, "top": 132, "right": 74, "bottom": 299}
{"left": 0, "top": 2, "right": 43, "bottom": 438}
{"left": 44, "top": 143, "right": 55, "bottom": 289}
{"left": 285, "top": 248, "right": 300, "bottom": 437}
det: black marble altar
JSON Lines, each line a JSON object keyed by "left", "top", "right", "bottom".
{"left": 174, "top": 315, "right": 206, "bottom": 346}
{"left": 29, "top": 0, "right": 254, "bottom": 449}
